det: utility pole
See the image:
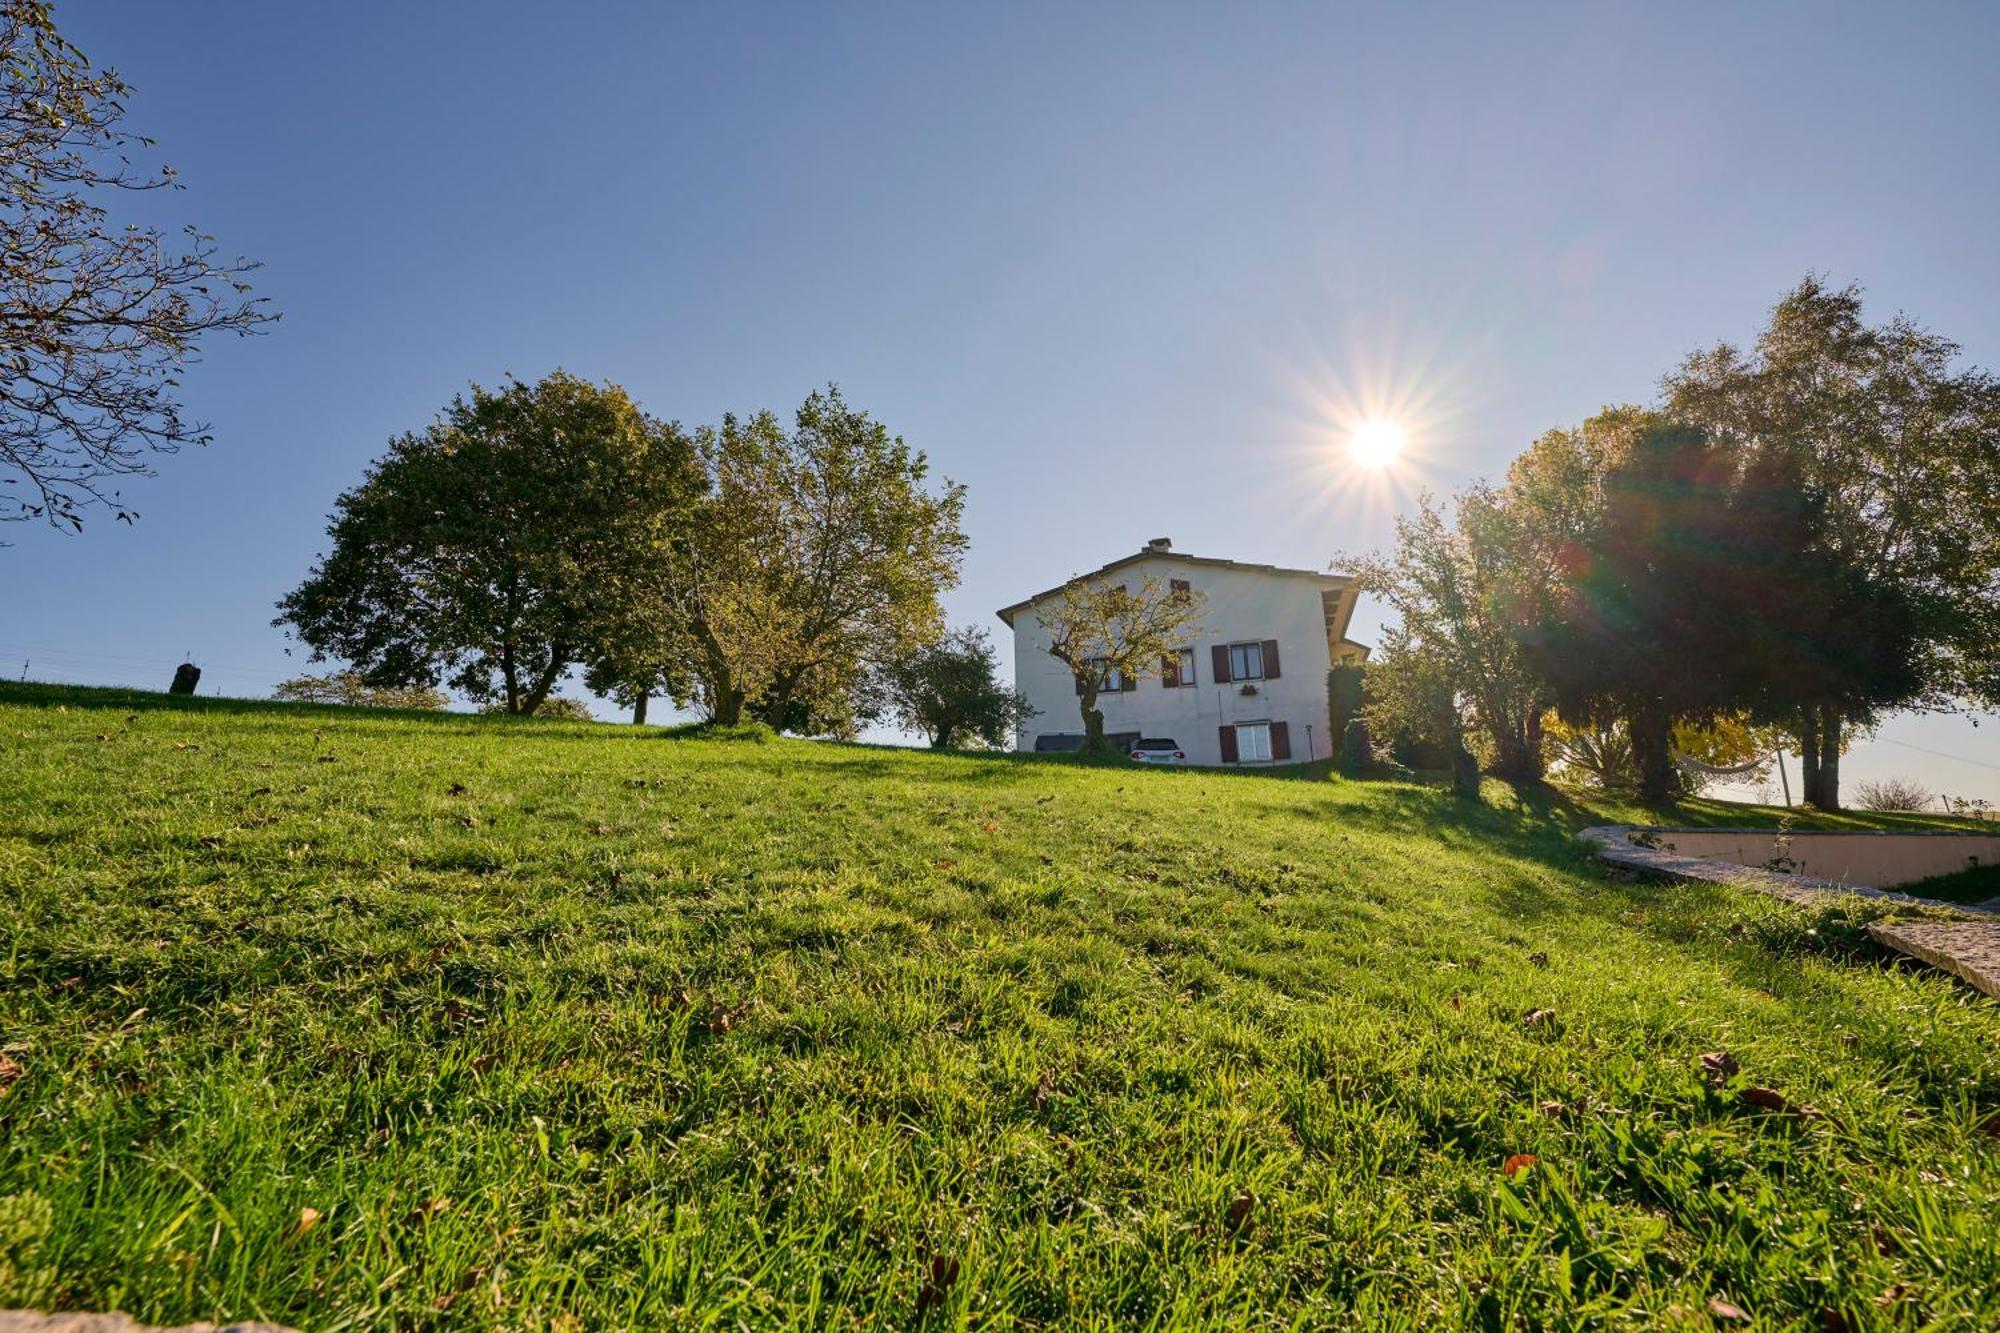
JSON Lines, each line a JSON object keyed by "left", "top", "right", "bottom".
{"left": 1775, "top": 749, "right": 1791, "bottom": 808}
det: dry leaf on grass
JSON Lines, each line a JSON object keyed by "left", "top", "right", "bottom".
{"left": 1522, "top": 1008, "right": 1558, "bottom": 1029}
{"left": 0, "top": 1053, "right": 22, "bottom": 1093}
{"left": 915, "top": 1254, "right": 961, "bottom": 1315}
{"left": 1741, "top": 1085, "right": 1821, "bottom": 1119}
{"left": 294, "top": 1206, "right": 322, "bottom": 1236}
{"left": 1700, "top": 1051, "right": 1740, "bottom": 1083}
{"left": 1707, "top": 1297, "right": 1749, "bottom": 1321}
{"left": 1501, "top": 1153, "right": 1538, "bottom": 1177}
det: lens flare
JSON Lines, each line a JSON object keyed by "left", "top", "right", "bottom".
{"left": 1348, "top": 419, "right": 1406, "bottom": 469}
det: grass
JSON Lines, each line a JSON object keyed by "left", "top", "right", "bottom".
{"left": 1, "top": 681, "right": 1996, "bottom": 1330}
{"left": 1897, "top": 863, "right": 2000, "bottom": 908}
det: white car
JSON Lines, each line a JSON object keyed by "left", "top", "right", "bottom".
{"left": 1129, "top": 737, "right": 1187, "bottom": 764}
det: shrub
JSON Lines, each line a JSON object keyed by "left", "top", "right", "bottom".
{"left": 480, "top": 696, "right": 595, "bottom": 722}
{"left": 1853, "top": 777, "right": 1933, "bottom": 812}
{"left": 273, "top": 672, "right": 448, "bottom": 710}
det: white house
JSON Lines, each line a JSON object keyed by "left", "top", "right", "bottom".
{"left": 997, "top": 539, "right": 1369, "bottom": 765}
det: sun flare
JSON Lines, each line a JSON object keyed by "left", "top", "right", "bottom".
{"left": 1347, "top": 419, "right": 1406, "bottom": 469}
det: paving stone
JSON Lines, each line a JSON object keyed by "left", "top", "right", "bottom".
{"left": 1867, "top": 921, "right": 2000, "bottom": 999}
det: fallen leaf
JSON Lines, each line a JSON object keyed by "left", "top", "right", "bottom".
{"left": 0, "top": 1054, "right": 22, "bottom": 1094}
{"left": 1701, "top": 1051, "right": 1740, "bottom": 1084}
{"left": 1536, "top": 1100, "right": 1567, "bottom": 1119}
{"left": 1227, "top": 1190, "right": 1256, "bottom": 1230}
{"left": 915, "top": 1254, "right": 961, "bottom": 1315}
{"left": 1976, "top": 1110, "right": 2000, "bottom": 1139}
{"left": 416, "top": 1196, "right": 451, "bottom": 1218}
{"left": 707, "top": 1000, "right": 750, "bottom": 1034}
{"left": 1033, "top": 1073, "right": 1054, "bottom": 1111}
{"left": 1707, "top": 1297, "right": 1749, "bottom": 1322}
{"left": 199, "top": 835, "right": 224, "bottom": 848}
{"left": 295, "top": 1206, "right": 322, "bottom": 1236}
{"left": 1876, "top": 1283, "right": 1908, "bottom": 1308}
{"left": 1741, "top": 1086, "right": 1821, "bottom": 1119}
{"left": 982, "top": 821, "right": 998, "bottom": 833}
{"left": 448, "top": 782, "right": 467, "bottom": 796}
{"left": 1501, "top": 1153, "right": 1538, "bottom": 1177}
{"left": 458, "top": 815, "right": 477, "bottom": 828}
{"left": 1522, "top": 1008, "right": 1558, "bottom": 1029}
{"left": 1528, "top": 951, "right": 1549, "bottom": 968}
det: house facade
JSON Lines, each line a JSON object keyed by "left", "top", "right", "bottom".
{"left": 997, "top": 539, "right": 1368, "bottom": 766}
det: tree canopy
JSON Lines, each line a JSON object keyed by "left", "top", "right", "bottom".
{"left": 275, "top": 372, "right": 700, "bottom": 715}
{"left": 661, "top": 387, "right": 967, "bottom": 732}
{"left": 874, "top": 625, "right": 1032, "bottom": 749}
{"left": 0, "top": 1, "right": 275, "bottom": 534}
{"left": 1037, "top": 574, "right": 1207, "bottom": 752}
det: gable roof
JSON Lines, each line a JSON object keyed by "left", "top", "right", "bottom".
{"left": 995, "top": 546, "right": 1360, "bottom": 630}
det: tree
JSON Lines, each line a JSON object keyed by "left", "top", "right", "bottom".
{"left": 1, "top": 1, "right": 276, "bottom": 534}
{"left": 1342, "top": 490, "right": 1548, "bottom": 782}
{"left": 1036, "top": 574, "right": 1206, "bottom": 752}
{"left": 876, "top": 626, "right": 1032, "bottom": 748}
{"left": 276, "top": 372, "right": 700, "bottom": 715}
{"left": 272, "top": 672, "right": 447, "bottom": 711}
{"left": 662, "top": 387, "right": 967, "bottom": 731}
{"left": 1665, "top": 277, "right": 2000, "bottom": 808}
{"left": 1361, "top": 626, "right": 1481, "bottom": 798}
{"left": 1526, "top": 419, "right": 1921, "bottom": 805}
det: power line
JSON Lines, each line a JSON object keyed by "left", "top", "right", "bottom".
{"left": 1875, "top": 735, "right": 2000, "bottom": 774}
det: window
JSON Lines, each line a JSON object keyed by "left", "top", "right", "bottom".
{"left": 1161, "top": 647, "right": 1196, "bottom": 687}
{"left": 1235, "top": 722, "right": 1272, "bottom": 763}
{"left": 1228, "top": 641, "right": 1265, "bottom": 681}
{"left": 1170, "top": 578, "right": 1192, "bottom": 601}
{"left": 1092, "top": 658, "right": 1130, "bottom": 692}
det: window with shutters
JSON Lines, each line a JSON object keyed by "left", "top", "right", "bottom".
{"left": 1169, "top": 578, "right": 1191, "bottom": 601}
{"left": 1092, "top": 658, "right": 1130, "bottom": 692}
{"left": 1162, "top": 647, "right": 1195, "bottom": 687}
{"left": 1227, "top": 641, "right": 1265, "bottom": 681}
{"left": 1235, "top": 721, "right": 1272, "bottom": 763}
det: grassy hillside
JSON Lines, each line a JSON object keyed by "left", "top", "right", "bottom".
{"left": 1, "top": 683, "right": 1995, "bottom": 1330}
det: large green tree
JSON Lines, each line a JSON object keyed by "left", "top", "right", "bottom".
{"left": 876, "top": 626, "right": 1032, "bottom": 749}
{"left": 1665, "top": 277, "right": 2000, "bottom": 807}
{"left": 0, "top": 1, "right": 275, "bottom": 535}
{"left": 1343, "top": 489, "right": 1548, "bottom": 782}
{"left": 663, "top": 387, "right": 967, "bottom": 731}
{"left": 276, "top": 372, "right": 700, "bottom": 715}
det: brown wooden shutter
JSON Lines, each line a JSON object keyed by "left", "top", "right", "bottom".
{"left": 1262, "top": 639, "right": 1281, "bottom": 680}
{"left": 1270, "top": 720, "right": 1291, "bottom": 761}
{"left": 1212, "top": 645, "right": 1232, "bottom": 684}
{"left": 1218, "top": 724, "right": 1238, "bottom": 763}
{"left": 1160, "top": 653, "right": 1178, "bottom": 687}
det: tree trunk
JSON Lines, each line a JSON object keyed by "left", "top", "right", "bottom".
{"left": 520, "top": 651, "right": 565, "bottom": 717}
{"left": 931, "top": 723, "right": 954, "bottom": 749}
{"left": 1629, "top": 707, "right": 1679, "bottom": 807}
{"left": 1451, "top": 741, "right": 1481, "bottom": 801}
{"left": 1797, "top": 709, "right": 1822, "bottom": 808}
{"left": 501, "top": 639, "right": 521, "bottom": 714}
{"left": 1076, "top": 679, "right": 1108, "bottom": 751}
{"left": 632, "top": 693, "right": 649, "bottom": 726}
{"left": 1814, "top": 704, "right": 1842, "bottom": 811}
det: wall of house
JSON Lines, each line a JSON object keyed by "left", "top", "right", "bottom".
{"left": 1008, "top": 556, "right": 1338, "bottom": 765}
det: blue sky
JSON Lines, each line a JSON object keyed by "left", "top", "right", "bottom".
{"left": 8, "top": 1, "right": 1997, "bottom": 802}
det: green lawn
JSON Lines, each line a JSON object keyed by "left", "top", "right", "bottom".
{"left": 1, "top": 683, "right": 1995, "bottom": 1330}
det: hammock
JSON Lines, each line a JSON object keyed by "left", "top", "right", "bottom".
{"left": 1672, "top": 749, "right": 1772, "bottom": 779}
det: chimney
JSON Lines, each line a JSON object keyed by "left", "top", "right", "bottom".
{"left": 1145, "top": 537, "right": 1172, "bottom": 552}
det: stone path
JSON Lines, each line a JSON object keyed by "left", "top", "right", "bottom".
{"left": 1580, "top": 824, "right": 1999, "bottom": 999}
{"left": 1864, "top": 921, "right": 2000, "bottom": 1000}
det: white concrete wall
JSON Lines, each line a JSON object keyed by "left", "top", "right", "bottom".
{"left": 1630, "top": 828, "right": 2000, "bottom": 889}
{"left": 1008, "top": 557, "right": 1338, "bottom": 765}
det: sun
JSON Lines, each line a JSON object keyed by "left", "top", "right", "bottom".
{"left": 1347, "top": 418, "right": 1406, "bottom": 469}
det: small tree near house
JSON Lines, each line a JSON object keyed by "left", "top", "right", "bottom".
{"left": 1039, "top": 574, "right": 1207, "bottom": 752}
